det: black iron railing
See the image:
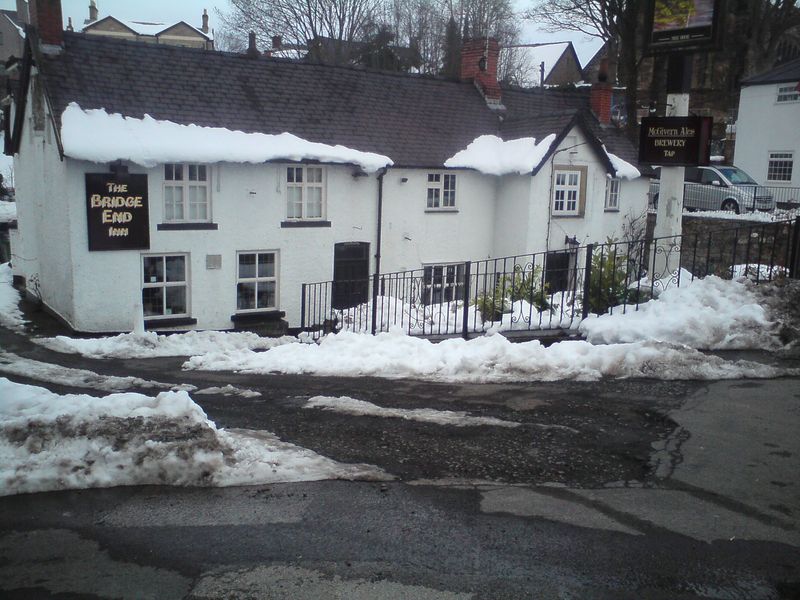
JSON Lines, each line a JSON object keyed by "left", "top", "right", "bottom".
{"left": 301, "top": 218, "right": 800, "bottom": 340}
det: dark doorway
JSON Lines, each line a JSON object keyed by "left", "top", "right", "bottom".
{"left": 332, "top": 242, "right": 370, "bottom": 309}
{"left": 544, "top": 250, "right": 575, "bottom": 293}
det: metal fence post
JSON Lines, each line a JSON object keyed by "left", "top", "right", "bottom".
{"left": 462, "top": 261, "right": 472, "bottom": 339}
{"left": 371, "top": 274, "right": 379, "bottom": 335}
{"left": 582, "top": 244, "right": 594, "bottom": 319}
{"left": 790, "top": 217, "right": 800, "bottom": 279}
{"left": 300, "top": 283, "right": 307, "bottom": 330}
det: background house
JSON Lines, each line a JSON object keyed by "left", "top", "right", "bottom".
{"left": 500, "top": 42, "right": 582, "bottom": 87}
{"left": 734, "top": 58, "right": 800, "bottom": 189}
{"left": 7, "top": 0, "right": 646, "bottom": 335}
{"left": 80, "top": 1, "right": 214, "bottom": 50}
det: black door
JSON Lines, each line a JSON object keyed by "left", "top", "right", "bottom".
{"left": 332, "top": 242, "right": 370, "bottom": 309}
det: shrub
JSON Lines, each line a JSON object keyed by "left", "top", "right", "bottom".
{"left": 585, "top": 239, "right": 644, "bottom": 314}
{"left": 472, "top": 264, "right": 551, "bottom": 321}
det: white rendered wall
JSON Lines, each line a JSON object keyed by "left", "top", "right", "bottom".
{"left": 734, "top": 84, "right": 800, "bottom": 187}
{"left": 63, "top": 161, "right": 379, "bottom": 331}
{"left": 11, "top": 74, "right": 76, "bottom": 325}
{"left": 380, "top": 169, "right": 496, "bottom": 272}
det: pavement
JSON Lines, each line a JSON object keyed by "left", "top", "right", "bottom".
{"left": 0, "top": 301, "right": 799, "bottom": 599}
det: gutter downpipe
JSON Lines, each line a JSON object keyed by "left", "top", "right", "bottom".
{"left": 371, "top": 166, "right": 388, "bottom": 335}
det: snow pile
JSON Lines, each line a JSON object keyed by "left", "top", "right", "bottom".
{"left": 0, "top": 378, "right": 386, "bottom": 496}
{"left": 60, "top": 103, "right": 393, "bottom": 173}
{"left": 444, "top": 134, "right": 556, "bottom": 176}
{"left": 0, "top": 201, "right": 15, "bottom": 223}
{"left": 580, "top": 276, "right": 780, "bottom": 349}
{"left": 605, "top": 150, "right": 640, "bottom": 180}
{"left": 305, "top": 396, "right": 520, "bottom": 428}
{"left": 36, "top": 330, "right": 296, "bottom": 359}
{"left": 0, "top": 263, "right": 26, "bottom": 330}
{"left": 326, "top": 291, "right": 581, "bottom": 338}
{"left": 184, "top": 330, "right": 790, "bottom": 382}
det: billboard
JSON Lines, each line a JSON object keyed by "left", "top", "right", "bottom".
{"left": 648, "top": 0, "right": 723, "bottom": 52}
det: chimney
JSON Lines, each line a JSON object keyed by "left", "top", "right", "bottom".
{"left": 88, "top": 0, "right": 97, "bottom": 22}
{"left": 201, "top": 9, "right": 209, "bottom": 34}
{"left": 247, "top": 31, "right": 259, "bottom": 57}
{"left": 460, "top": 37, "right": 502, "bottom": 108}
{"left": 15, "top": 0, "right": 29, "bottom": 24}
{"left": 272, "top": 35, "right": 282, "bottom": 49}
{"left": 29, "top": 0, "right": 64, "bottom": 47}
{"left": 590, "top": 57, "right": 612, "bottom": 125}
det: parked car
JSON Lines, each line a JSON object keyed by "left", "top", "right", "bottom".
{"left": 652, "top": 165, "right": 775, "bottom": 213}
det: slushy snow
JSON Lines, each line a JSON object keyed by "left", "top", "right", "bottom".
{"left": 185, "top": 331, "right": 791, "bottom": 382}
{"left": 37, "top": 330, "right": 296, "bottom": 359}
{"left": 60, "top": 103, "right": 393, "bottom": 173}
{"left": 0, "top": 378, "right": 388, "bottom": 496}
{"left": 0, "top": 264, "right": 25, "bottom": 330}
{"left": 304, "top": 396, "right": 520, "bottom": 428}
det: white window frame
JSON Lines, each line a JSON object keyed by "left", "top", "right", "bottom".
{"left": 426, "top": 172, "right": 457, "bottom": 209}
{"left": 767, "top": 151, "right": 794, "bottom": 182}
{"left": 286, "top": 165, "right": 326, "bottom": 220}
{"left": 141, "top": 253, "right": 189, "bottom": 319}
{"left": 236, "top": 251, "right": 279, "bottom": 312}
{"left": 605, "top": 178, "right": 621, "bottom": 211}
{"left": 776, "top": 83, "right": 799, "bottom": 103}
{"left": 422, "top": 263, "right": 465, "bottom": 305}
{"left": 163, "top": 163, "right": 211, "bottom": 223}
{"left": 552, "top": 168, "right": 582, "bottom": 216}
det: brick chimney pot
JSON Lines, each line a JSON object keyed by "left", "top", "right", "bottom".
{"left": 30, "top": 0, "right": 63, "bottom": 46}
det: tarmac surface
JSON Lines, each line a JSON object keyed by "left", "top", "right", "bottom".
{"left": 0, "top": 302, "right": 799, "bottom": 599}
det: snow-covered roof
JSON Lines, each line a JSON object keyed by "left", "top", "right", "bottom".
{"left": 85, "top": 17, "right": 213, "bottom": 41}
{"left": 605, "top": 149, "right": 640, "bottom": 180}
{"left": 60, "top": 103, "right": 393, "bottom": 173}
{"left": 444, "top": 134, "right": 557, "bottom": 175}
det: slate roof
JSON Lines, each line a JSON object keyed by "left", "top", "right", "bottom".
{"left": 34, "top": 31, "right": 638, "bottom": 170}
{"left": 741, "top": 57, "right": 800, "bottom": 86}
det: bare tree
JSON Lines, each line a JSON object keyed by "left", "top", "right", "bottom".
{"left": 216, "top": 0, "right": 385, "bottom": 59}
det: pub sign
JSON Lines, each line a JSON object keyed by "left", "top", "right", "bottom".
{"left": 647, "top": 0, "right": 723, "bottom": 52}
{"left": 638, "top": 116, "right": 712, "bottom": 167}
{"left": 85, "top": 173, "right": 150, "bottom": 251}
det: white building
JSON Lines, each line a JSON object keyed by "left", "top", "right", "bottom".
{"left": 5, "top": 0, "right": 648, "bottom": 334}
{"left": 734, "top": 58, "right": 800, "bottom": 188}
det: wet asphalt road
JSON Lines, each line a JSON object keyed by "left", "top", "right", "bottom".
{"left": 0, "top": 311, "right": 799, "bottom": 599}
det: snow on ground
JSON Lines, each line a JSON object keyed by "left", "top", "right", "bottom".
{"left": 194, "top": 385, "right": 262, "bottom": 398}
{"left": 304, "top": 396, "right": 520, "bottom": 428}
{"left": 0, "top": 352, "right": 194, "bottom": 393}
{"left": 0, "top": 264, "right": 26, "bottom": 331}
{"left": 0, "top": 378, "right": 388, "bottom": 496}
{"left": 580, "top": 276, "right": 781, "bottom": 349}
{"left": 0, "top": 201, "right": 16, "bottom": 224}
{"left": 36, "top": 330, "right": 296, "bottom": 359}
{"left": 61, "top": 103, "right": 392, "bottom": 173}
{"left": 185, "top": 330, "right": 792, "bottom": 382}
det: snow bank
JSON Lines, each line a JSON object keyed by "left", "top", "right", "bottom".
{"left": 580, "top": 276, "right": 780, "bottom": 349}
{"left": 36, "top": 330, "right": 296, "bottom": 359}
{"left": 304, "top": 396, "right": 520, "bottom": 428}
{"left": 605, "top": 150, "right": 640, "bottom": 180}
{"left": 0, "top": 263, "right": 26, "bottom": 330}
{"left": 0, "top": 378, "right": 386, "bottom": 496}
{"left": 444, "top": 134, "right": 556, "bottom": 175}
{"left": 184, "top": 330, "right": 790, "bottom": 382}
{"left": 0, "top": 201, "right": 15, "bottom": 224}
{"left": 60, "top": 103, "right": 393, "bottom": 173}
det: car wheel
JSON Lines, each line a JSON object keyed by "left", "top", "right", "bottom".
{"left": 721, "top": 199, "right": 739, "bottom": 214}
